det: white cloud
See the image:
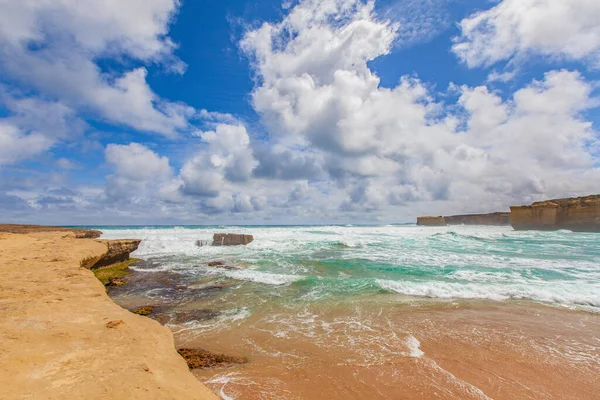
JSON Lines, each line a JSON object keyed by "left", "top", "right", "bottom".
{"left": 239, "top": 0, "right": 600, "bottom": 218}
{"left": 453, "top": 0, "right": 600, "bottom": 68}
{"left": 0, "top": 121, "right": 53, "bottom": 166}
{"left": 3, "top": 0, "right": 600, "bottom": 223}
{"left": 0, "top": 92, "right": 86, "bottom": 165}
{"left": 105, "top": 142, "right": 177, "bottom": 200}
{"left": 0, "top": 0, "right": 192, "bottom": 137}
{"left": 181, "top": 124, "right": 258, "bottom": 197}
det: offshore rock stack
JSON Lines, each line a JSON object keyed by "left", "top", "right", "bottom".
{"left": 211, "top": 233, "right": 254, "bottom": 246}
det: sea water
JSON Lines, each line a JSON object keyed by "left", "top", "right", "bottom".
{"left": 97, "top": 224, "right": 600, "bottom": 399}
{"left": 98, "top": 225, "right": 600, "bottom": 310}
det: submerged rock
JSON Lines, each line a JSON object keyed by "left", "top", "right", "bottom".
{"left": 106, "top": 277, "right": 128, "bottom": 287}
{"left": 131, "top": 306, "right": 155, "bottom": 316}
{"left": 171, "top": 309, "right": 220, "bottom": 324}
{"left": 207, "top": 261, "right": 225, "bottom": 267}
{"left": 177, "top": 348, "right": 248, "bottom": 369}
{"left": 150, "top": 308, "right": 221, "bottom": 325}
{"left": 212, "top": 233, "right": 254, "bottom": 246}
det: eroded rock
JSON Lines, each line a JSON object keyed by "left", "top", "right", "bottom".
{"left": 212, "top": 233, "right": 254, "bottom": 246}
{"left": 132, "top": 306, "right": 154, "bottom": 316}
{"left": 510, "top": 195, "right": 600, "bottom": 232}
{"left": 92, "top": 239, "right": 142, "bottom": 269}
{"left": 177, "top": 348, "right": 248, "bottom": 369}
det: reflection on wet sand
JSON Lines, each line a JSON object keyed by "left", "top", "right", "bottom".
{"left": 178, "top": 300, "right": 599, "bottom": 399}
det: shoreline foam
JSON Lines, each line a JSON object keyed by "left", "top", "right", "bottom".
{"left": 0, "top": 228, "right": 217, "bottom": 399}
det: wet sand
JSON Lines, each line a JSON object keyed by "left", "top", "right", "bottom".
{"left": 180, "top": 299, "right": 599, "bottom": 399}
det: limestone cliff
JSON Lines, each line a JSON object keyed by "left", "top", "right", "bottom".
{"left": 510, "top": 195, "right": 600, "bottom": 232}
{"left": 417, "top": 213, "right": 510, "bottom": 226}
{"left": 417, "top": 216, "right": 446, "bottom": 226}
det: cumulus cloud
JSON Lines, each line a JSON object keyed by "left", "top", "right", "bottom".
{"left": 181, "top": 124, "right": 258, "bottom": 197}
{"left": 240, "top": 0, "right": 600, "bottom": 217}
{"left": 0, "top": 122, "right": 53, "bottom": 166}
{"left": 2, "top": 0, "right": 600, "bottom": 223}
{"left": 105, "top": 142, "right": 177, "bottom": 201}
{"left": 0, "top": 93, "right": 84, "bottom": 166}
{"left": 0, "top": 0, "right": 193, "bottom": 137}
{"left": 453, "top": 0, "right": 600, "bottom": 68}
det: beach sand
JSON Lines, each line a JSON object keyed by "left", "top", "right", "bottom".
{"left": 181, "top": 299, "right": 600, "bottom": 399}
{"left": 0, "top": 230, "right": 217, "bottom": 400}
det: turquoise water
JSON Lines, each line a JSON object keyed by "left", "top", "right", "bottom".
{"left": 98, "top": 225, "right": 600, "bottom": 310}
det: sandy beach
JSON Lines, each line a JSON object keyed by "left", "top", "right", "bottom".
{"left": 0, "top": 228, "right": 217, "bottom": 400}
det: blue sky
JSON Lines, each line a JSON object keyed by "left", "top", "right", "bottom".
{"left": 0, "top": 0, "right": 599, "bottom": 225}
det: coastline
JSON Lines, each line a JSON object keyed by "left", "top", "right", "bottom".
{"left": 0, "top": 228, "right": 217, "bottom": 400}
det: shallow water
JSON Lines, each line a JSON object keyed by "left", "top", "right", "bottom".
{"left": 99, "top": 225, "right": 600, "bottom": 399}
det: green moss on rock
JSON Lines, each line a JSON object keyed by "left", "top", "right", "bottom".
{"left": 93, "top": 258, "right": 141, "bottom": 285}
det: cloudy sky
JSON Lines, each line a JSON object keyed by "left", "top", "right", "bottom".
{"left": 1, "top": 0, "right": 599, "bottom": 225}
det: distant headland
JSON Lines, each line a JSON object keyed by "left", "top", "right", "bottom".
{"left": 417, "top": 194, "right": 600, "bottom": 232}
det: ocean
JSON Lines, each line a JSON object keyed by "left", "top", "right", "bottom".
{"left": 97, "top": 225, "right": 600, "bottom": 399}
{"left": 98, "top": 225, "right": 600, "bottom": 309}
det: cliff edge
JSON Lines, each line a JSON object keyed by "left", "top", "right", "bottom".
{"left": 510, "top": 195, "right": 600, "bottom": 232}
{"left": 0, "top": 228, "right": 217, "bottom": 400}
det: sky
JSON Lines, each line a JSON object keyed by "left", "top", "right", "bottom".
{"left": 0, "top": 0, "right": 599, "bottom": 225}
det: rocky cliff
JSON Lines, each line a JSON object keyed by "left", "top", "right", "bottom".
{"left": 0, "top": 228, "right": 217, "bottom": 400}
{"left": 417, "top": 213, "right": 510, "bottom": 226}
{"left": 417, "top": 216, "right": 446, "bottom": 226}
{"left": 510, "top": 195, "right": 600, "bottom": 232}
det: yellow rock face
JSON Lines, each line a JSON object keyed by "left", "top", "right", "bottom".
{"left": 510, "top": 195, "right": 600, "bottom": 232}
{"left": 417, "top": 216, "right": 446, "bottom": 226}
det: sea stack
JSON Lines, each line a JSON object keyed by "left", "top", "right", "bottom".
{"left": 212, "top": 233, "right": 254, "bottom": 246}
{"left": 510, "top": 195, "right": 600, "bottom": 232}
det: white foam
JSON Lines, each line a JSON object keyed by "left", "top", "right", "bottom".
{"left": 199, "top": 267, "right": 303, "bottom": 285}
{"left": 375, "top": 279, "right": 600, "bottom": 307}
{"left": 99, "top": 225, "right": 600, "bottom": 308}
{"left": 405, "top": 335, "right": 424, "bottom": 358}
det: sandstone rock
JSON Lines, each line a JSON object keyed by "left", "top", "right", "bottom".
{"left": 177, "top": 348, "right": 248, "bottom": 369}
{"left": 132, "top": 306, "right": 155, "bottom": 316}
{"left": 510, "top": 195, "right": 600, "bottom": 232}
{"left": 212, "top": 233, "right": 254, "bottom": 246}
{"left": 417, "top": 216, "right": 446, "bottom": 226}
{"left": 92, "top": 239, "right": 141, "bottom": 269}
{"left": 0, "top": 224, "right": 101, "bottom": 238}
